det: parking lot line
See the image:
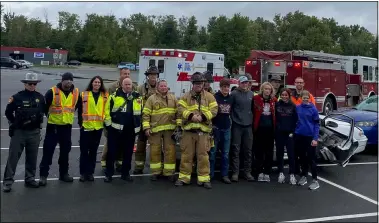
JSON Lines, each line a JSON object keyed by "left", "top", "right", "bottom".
{"left": 318, "top": 162, "right": 378, "bottom": 167}
{"left": 282, "top": 212, "right": 378, "bottom": 222}
{"left": 1, "top": 145, "right": 104, "bottom": 150}
{"left": 1, "top": 128, "right": 81, "bottom": 131}
{"left": 313, "top": 174, "right": 379, "bottom": 206}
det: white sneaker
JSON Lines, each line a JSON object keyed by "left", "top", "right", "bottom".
{"left": 289, "top": 174, "right": 297, "bottom": 185}
{"left": 298, "top": 176, "right": 307, "bottom": 186}
{"left": 258, "top": 173, "right": 265, "bottom": 182}
{"left": 264, "top": 174, "right": 270, "bottom": 182}
{"left": 278, "top": 173, "right": 285, "bottom": 184}
{"left": 309, "top": 180, "right": 320, "bottom": 190}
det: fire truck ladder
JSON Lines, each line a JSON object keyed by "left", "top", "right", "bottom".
{"left": 291, "top": 50, "right": 348, "bottom": 63}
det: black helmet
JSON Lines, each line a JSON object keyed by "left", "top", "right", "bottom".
{"left": 190, "top": 72, "right": 205, "bottom": 83}
{"left": 203, "top": 70, "right": 214, "bottom": 83}
{"left": 144, "top": 65, "right": 160, "bottom": 76}
{"left": 21, "top": 72, "right": 41, "bottom": 83}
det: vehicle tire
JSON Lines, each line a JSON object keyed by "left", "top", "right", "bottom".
{"left": 323, "top": 97, "right": 333, "bottom": 115}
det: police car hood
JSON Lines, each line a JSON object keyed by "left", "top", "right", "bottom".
{"left": 56, "top": 82, "right": 75, "bottom": 93}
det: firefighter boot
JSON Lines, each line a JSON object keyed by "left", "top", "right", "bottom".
{"left": 134, "top": 139, "right": 147, "bottom": 174}
{"left": 197, "top": 181, "right": 212, "bottom": 189}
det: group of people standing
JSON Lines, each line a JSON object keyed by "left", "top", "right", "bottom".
{"left": 3, "top": 65, "right": 320, "bottom": 193}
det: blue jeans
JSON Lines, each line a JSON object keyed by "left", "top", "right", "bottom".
{"left": 209, "top": 128, "right": 231, "bottom": 178}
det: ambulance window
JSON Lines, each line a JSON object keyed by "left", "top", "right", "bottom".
{"left": 207, "top": 63, "right": 214, "bottom": 74}
{"left": 363, "top": 65, "right": 368, "bottom": 81}
{"left": 149, "top": 59, "right": 155, "bottom": 66}
{"left": 375, "top": 67, "right": 378, "bottom": 81}
{"left": 158, "top": 60, "right": 165, "bottom": 73}
{"left": 368, "top": 66, "right": 373, "bottom": 81}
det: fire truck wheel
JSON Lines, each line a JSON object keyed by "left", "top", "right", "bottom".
{"left": 323, "top": 97, "right": 334, "bottom": 115}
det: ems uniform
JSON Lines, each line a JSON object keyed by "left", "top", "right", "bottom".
{"left": 176, "top": 89, "right": 218, "bottom": 187}
{"left": 78, "top": 90, "right": 110, "bottom": 181}
{"left": 134, "top": 82, "right": 157, "bottom": 173}
{"left": 142, "top": 92, "right": 180, "bottom": 180}
{"left": 3, "top": 73, "right": 45, "bottom": 192}
{"left": 104, "top": 88, "right": 143, "bottom": 181}
{"left": 39, "top": 73, "right": 80, "bottom": 185}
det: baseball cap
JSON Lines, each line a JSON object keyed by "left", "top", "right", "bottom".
{"left": 238, "top": 76, "right": 249, "bottom": 83}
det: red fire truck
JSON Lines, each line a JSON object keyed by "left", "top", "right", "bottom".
{"left": 242, "top": 50, "right": 378, "bottom": 114}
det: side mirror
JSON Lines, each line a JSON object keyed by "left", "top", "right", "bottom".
{"left": 326, "top": 121, "right": 338, "bottom": 128}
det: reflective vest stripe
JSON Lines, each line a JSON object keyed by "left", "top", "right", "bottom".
{"left": 81, "top": 91, "right": 108, "bottom": 122}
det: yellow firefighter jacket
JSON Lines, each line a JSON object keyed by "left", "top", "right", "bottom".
{"left": 177, "top": 90, "right": 218, "bottom": 133}
{"left": 142, "top": 92, "right": 180, "bottom": 133}
{"left": 137, "top": 82, "right": 157, "bottom": 106}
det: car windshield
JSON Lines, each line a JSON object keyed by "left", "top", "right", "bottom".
{"left": 355, "top": 96, "right": 378, "bottom": 112}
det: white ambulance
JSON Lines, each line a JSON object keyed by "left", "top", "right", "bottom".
{"left": 138, "top": 48, "right": 238, "bottom": 98}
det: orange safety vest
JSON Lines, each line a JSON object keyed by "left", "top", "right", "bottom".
{"left": 48, "top": 86, "right": 79, "bottom": 125}
{"left": 81, "top": 91, "right": 109, "bottom": 130}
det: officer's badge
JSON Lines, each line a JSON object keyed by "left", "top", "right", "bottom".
{"left": 35, "top": 99, "right": 40, "bottom": 103}
{"left": 8, "top": 97, "right": 13, "bottom": 104}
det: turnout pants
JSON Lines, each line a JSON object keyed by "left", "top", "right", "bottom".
{"left": 149, "top": 130, "right": 176, "bottom": 176}
{"left": 39, "top": 124, "right": 72, "bottom": 177}
{"left": 79, "top": 128, "right": 103, "bottom": 175}
{"left": 3, "top": 129, "right": 40, "bottom": 185}
{"left": 178, "top": 131, "right": 211, "bottom": 184}
{"left": 134, "top": 129, "right": 147, "bottom": 171}
{"left": 254, "top": 127, "right": 275, "bottom": 175}
{"left": 294, "top": 134, "right": 318, "bottom": 180}
{"left": 105, "top": 127, "right": 135, "bottom": 177}
{"left": 230, "top": 123, "right": 253, "bottom": 175}
{"left": 100, "top": 128, "right": 124, "bottom": 167}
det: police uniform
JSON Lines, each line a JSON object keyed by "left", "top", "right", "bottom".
{"left": 133, "top": 65, "right": 159, "bottom": 174}
{"left": 104, "top": 88, "right": 143, "bottom": 182}
{"left": 39, "top": 72, "right": 81, "bottom": 186}
{"left": 3, "top": 73, "right": 45, "bottom": 192}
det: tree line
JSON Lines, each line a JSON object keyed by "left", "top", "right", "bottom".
{"left": 1, "top": 4, "right": 377, "bottom": 70}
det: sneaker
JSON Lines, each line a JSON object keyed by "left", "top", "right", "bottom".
{"left": 221, "top": 176, "right": 232, "bottom": 184}
{"left": 59, "top": 174, "right": 74, "bottom": 183}
{"left": 298, "top": 176, "right": 308, "bottom": 186}
{"left": 263, "top": 174, "right": 270, "bottom": 182}
{"left": 244, "top": 173, "right": 255, "bottom": 182}
{"left": 39, "top": 176, "right": 47, "bottom": 186}
{"left": 258, "top": 173, "right": 265, "bottom": 182}
{"left": 203, "top": 182, "right": 212, "bottom": 189}
{"left": 231, "top": 173, "right": 239, "bottom": 182}
{"left": 24, "top": 180, "right": 39, "bottom": 188}
{"left": 278, "top": 173, "right": 285, "bottom": 184}
{"left": 79, "top": 175, "right": 86, "bottom": 182}
{"left": 289, "top": 174, "right": 297, "bottom": 185}
{"left": 309, "top": 180, "right": 320, "bottom": 190}
{"left": 3, "top": 184, "right": 11, "bottom": 193}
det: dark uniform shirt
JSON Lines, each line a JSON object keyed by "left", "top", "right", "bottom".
{"left": 5, "top": 89, "right": 45, "bottom": 130}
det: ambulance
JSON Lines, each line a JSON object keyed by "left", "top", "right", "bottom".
{"left": 138, "top": 48, "right": 238, "bottom": 98}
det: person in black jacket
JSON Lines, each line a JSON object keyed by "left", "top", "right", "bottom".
{"left": 275, "top": 88, "right": 298, "bottom": 185}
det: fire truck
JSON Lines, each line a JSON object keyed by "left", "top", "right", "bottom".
{"left": 138, "top": 48, "right": 238, "bottom": 98}
{"left": 242, "top": 50, "right": 378, "bottom": 114}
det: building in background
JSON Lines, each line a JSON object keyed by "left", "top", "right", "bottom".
{"left": 0, "top": 46, "right": 69, "bottom": 65}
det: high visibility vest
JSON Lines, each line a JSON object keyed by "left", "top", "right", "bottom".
{"left": 109, "top": 93, "right": 143, "bottom": 134}
{"left": 48, "top": 86, "right": 79, "bottom": 125}
{"left": 81, "top": 91, "right": 110, "bottom": 130}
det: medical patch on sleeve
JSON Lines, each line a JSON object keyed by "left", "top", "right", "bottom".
{"left": 8, "top": 97, "right": 13, "bottom": 104}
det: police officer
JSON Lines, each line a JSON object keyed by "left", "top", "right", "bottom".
{"left": 39, "top": 72, "right": 81, "bottom": 186}
{"left": 133, "top": 65, "right": 159, "bottom": 174}
{"left": 3, "top": 73, "right": 45, "bottom": 192}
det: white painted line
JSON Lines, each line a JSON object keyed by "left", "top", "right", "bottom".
{"left": 1, "top": 145, "right": 104, "bottom": 150}
{"left": 2, "top": 116, "right": 78, "bottom": 118}
{"left": 1, "top": 128, "right": 81, "bottom": 131}
{"left": 283, "top": 212, "right": 378, "bottom": 222}
{"left": 317, "top": 162, "right": 378, "bottom": 167}
{"left": 315, "top": 175, "right": 379, "bottom": 206}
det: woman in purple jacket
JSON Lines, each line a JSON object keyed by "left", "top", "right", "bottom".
{"left": 294, "top": 90, "right": 320, "bottom": 190}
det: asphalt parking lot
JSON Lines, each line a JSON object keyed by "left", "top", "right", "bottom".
{"left": 1, "top": 68, "right": 378, "bottom": 222}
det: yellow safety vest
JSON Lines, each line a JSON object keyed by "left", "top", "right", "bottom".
{"left": 48, "top": 86, "right": 79, "bottom": 125}
{"left": 108, "top": 93, "right": 143, "bottom": 134}
{"left": 81, "top": 91, "right": 110, "bottom": 130}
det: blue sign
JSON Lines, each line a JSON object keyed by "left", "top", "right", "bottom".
{"left": 184, "top": 63, "right": 191, "bottom": 71}
{"left": 178, "top": 63, "right": 182, "bottom": 70}
{"left": 34, "top": 52, "right": 44, "bottom": 58}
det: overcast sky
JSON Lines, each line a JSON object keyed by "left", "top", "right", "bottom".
{"left": 2, "top": 1, "right": 378, "bottom": 34}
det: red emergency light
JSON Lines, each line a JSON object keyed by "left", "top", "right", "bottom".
{"left": 246, "top": 61, "right": 252, "bottom": 65}
{"left": 294, "top": 62, "right": 301, "bottom": 67}
{"left": 274, "top": 62, "right": 280, "bottom": 66}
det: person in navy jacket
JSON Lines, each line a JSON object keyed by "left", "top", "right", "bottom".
{"left": 294, "top": 90, "right": 320, "bottom": 190}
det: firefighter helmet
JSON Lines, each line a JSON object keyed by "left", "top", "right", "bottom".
{"left": 190, "top": 72, "right": 205, "bottom": 83}
{"left": 144, "top": 65, "right": 160, "bottom": 76}
{"left": 21, "top": 72, "right": 41, "bottom": 83}
{"left": 203, "top": 70, "right": 214, "bottom": 83}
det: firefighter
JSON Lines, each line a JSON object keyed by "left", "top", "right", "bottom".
{"left": 39, "top": 72, "right": 80, "bottom": 186}
{"left": 3, "top": 73, "right": 45, "bottom": 192}
{"left": 100, "top": 67, "right": 136, "bottom": 171}
{"left": 175, "top": 72, "right": 218, "bottom": 189}
{"left": 133, "top": 65, "right": 159, "bottom": 174}
{"left": 77, "top": 76, "right": 110, "bottom": 182}
{"left": 142, "top": 79, "right": 180, "bottom": 182}
{"left": 269, "top": 74, "right": 283, "bottom": 99}
{"left": 203, "top": 70, "right": 214, "bottom": 94}
{"left": 103, "top": 77, "right": 143, "bottom": 183}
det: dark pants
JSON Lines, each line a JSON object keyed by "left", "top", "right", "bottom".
{"left": 230, "top": 123, "right": 253, "bottom": 175}
{"left": 3, "top": 129, "right": 40, "bottom": 185}
{"left": 294, "top": 134, "right": 318, "bottom": 180}
{"left": 275, "top": 131, "right": 296, "bottom": 174}
{"left": 106, "top": 127, "right": 135, "bottom": 177}
{"left": 209, "top": 127, "right": 231, "bottom": 178}
{"left": 79, "top": 128, "right": 103, "bottom": 175}
{"left": 254, "top": 127, "right": 274, "bottom": 175}
{"left": 39, "top": 124, "right": 72, "bottom": 177}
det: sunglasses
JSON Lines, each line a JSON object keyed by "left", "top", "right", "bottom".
{"left": 27, "top": 83, "right": 37, "bottom": 86}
